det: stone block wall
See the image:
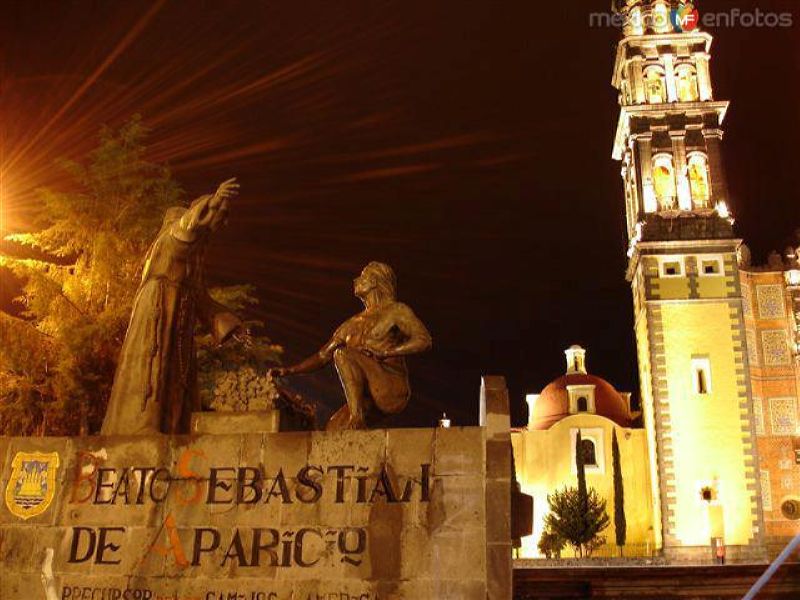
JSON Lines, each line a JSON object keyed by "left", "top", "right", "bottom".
{"left": 0, "top": 378, "right": 512, "bottom": 599}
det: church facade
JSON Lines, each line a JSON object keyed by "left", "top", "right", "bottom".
{"left": 513, "top": 345, "right": 655, "bottom": 558}
{"left": 513, "top": 0, "right": 800, "bottom": 563}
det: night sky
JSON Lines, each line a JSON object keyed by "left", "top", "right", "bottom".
{"left": 1, "top": 1, "right": 799, "bottom": 428}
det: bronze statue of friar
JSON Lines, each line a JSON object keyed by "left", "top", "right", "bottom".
{"left": 101, "top": 178, "right": 248, "bottom": 436}
{"left": 271, "top": 262, "right": 432, "bottom": 430}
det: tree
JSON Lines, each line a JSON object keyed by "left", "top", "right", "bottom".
{"left": 543, "top": 485, "right": 610, "bottom": 558}
{"left": 0, "top": 314, "right": 53, "bottom": 435}
{"left": 576, "top": 429, "right": 589, "bottom": 517}
{"left": 612, "top": 428, "right": 627, "bottom": 554}
{"left": 0, "top": 117, "right": 280, "bottom": 435}
{"left": 541, "top": 430, "right": 610, "bottom": 558}
{"left": 538, "top": 529, "right": 566, "bottom": 559}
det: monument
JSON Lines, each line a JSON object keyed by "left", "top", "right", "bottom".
{"left": 0, "top": 186, "right": 512, "bottom": 599}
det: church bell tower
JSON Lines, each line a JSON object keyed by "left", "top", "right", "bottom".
{"left": 611, "top": 0, "right": 765, "bottom": 561}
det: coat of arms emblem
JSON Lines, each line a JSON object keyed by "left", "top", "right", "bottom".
{"left": 4, "top": 451, "right": 60, "bottom": 520}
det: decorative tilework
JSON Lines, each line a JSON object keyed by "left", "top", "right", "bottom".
{"left": 769, "top": 397, "right": 797, "bottom": 435}
{"left": 753, "top": 398, "right": 765, "bottom": 435}
{"left": 782, "top": 476, "right": 793, "bottom": 490}
{"left": 779, "top": 459, "right": 792, "bottom": 470}
{"left": 762, "top": 330, "right": 791, "bottom": 366}
{"left": 741, "top": 283, "right": 752, "bottom": 317}
{"left": 746, "top": 329, "right": 759, "bottom": 367}
{"left": 761, "top": 470, "right": 772, "bottom": 511}
{"left": 756, "top": 284, "right": 786, "bottom": 319}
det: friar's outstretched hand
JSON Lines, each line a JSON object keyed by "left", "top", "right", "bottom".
{"left": 211, "top": 177, "right": 239, "bottom": 207}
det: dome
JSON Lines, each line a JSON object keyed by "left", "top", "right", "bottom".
{"left": 526, "top": 346, "right": 632, "bottom": 430}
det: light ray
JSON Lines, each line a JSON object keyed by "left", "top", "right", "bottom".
{"left": 4, "top": 0, "right": 168, "bottom": 173}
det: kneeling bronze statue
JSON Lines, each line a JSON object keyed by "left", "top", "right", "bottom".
{"left": 271, "top": 262, "right": 432, "bottom": 431}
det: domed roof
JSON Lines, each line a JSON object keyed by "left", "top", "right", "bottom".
{"left": 527, "top": 346, "right": 632, "bottom": 430}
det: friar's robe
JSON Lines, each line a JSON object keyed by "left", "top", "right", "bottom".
{"left": 101, "top": 205, "right": 240, "bottom": 436}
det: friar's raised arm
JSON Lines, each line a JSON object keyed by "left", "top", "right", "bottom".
{"left": 172, "top": 178, "right": 239, "bottom": 243}
{"left": 181, "top": 177, "right": 243, "bottom": 344}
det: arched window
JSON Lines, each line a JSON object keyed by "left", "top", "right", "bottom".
{"left": 652, "top": 154, "right": 677, "bottom": 210}
{"left": 676, "top": 64, "right": 699, "bottom": 102}
{"left": 687, "top": 153, "right": 711, "bottom": 208}
{"left": 692, "top": 357, "right": 712, "bottom": 395}
{"left": 697, "top": 369, "right": 708, "bottom": 394}
{"left": 621, "top": 79, "right": 631, "bottom": 105}
{"left": 580, "top": 439, "right": 597, "bottom": 467}
{"left": 577, "top": 397, "right": 588, "bottom": 412}
{"left": 629, "top": 7, "right": 644, "bottom": 36}
{"left": 644, "top": 67, "right": 666, "bottom": 104}
{"left": 651, "top": 1, "right": 671, "bottom": 33}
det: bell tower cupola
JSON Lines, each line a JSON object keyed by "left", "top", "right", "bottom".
{"left": 612, "top": 0, "right": 733, "bottom": 262}
{"left": 565, "top": 345, "right": 587, "bottom": 375}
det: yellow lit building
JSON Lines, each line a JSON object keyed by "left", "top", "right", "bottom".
{"left": 513, "top": 0, "right": 799, "bottom": 563}
{"left": 512, "top": 346, "right": 654, "bottom": 558}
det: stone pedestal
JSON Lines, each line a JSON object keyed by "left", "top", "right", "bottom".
{"left": 190, "top": 409, "right": 280, "bottom": 434}
{"left": 481, "top": 375, "right": 514, "bottom": 599}
{"left": 0, "top": 376, "right": 513, "bottom": 599}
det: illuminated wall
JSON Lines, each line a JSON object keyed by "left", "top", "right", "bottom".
{"left": 632, "top": 267, "right": 664, "bottom": 550}
{"left": 659, "top": 295, "right": 753, "bottom": 545}
{"left": 630, "top": 249, "right": 765, "bottom": 561}
{"left": 511, "top": 415, "right": 654, "bottom": 558}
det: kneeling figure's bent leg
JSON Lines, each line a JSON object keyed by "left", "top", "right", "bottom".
{"left": 365, "top": 361, "right": 410, "bottom": 415}
{"left": 329, "top": 348, "right": 411, "bottom": 430}
{"left": 332, "top": 347, "right": 370, "bottom": 430}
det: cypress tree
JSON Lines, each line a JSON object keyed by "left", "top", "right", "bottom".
{"left": 575, "top": 429, "right": 589, "bottom": 556}
{"left": 576, "top": 430, "right": 588, "bottom": 499}
{"left": 612, "top": 428, "right": 627, "bottom": 554}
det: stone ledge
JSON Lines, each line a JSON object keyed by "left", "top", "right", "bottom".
{"left": 513, "top": 563, "right": 800, "bottom": 599}
{"left": 190, "top": 409, "right": 280, "bottom": 434}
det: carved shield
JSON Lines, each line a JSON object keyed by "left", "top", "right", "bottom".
{"left": 4, "top": 451, "right": 60, "bottom": 520}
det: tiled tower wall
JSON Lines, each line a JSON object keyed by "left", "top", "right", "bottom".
{"left": 740, "top": 270, "right": 800, "bottom": 557}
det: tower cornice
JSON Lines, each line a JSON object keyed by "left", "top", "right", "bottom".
{"left": 613, "top": 101, "right": 729, "bottom": 160}
{"left": 626, "top": 237, "right": 742, "bottom": 281}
